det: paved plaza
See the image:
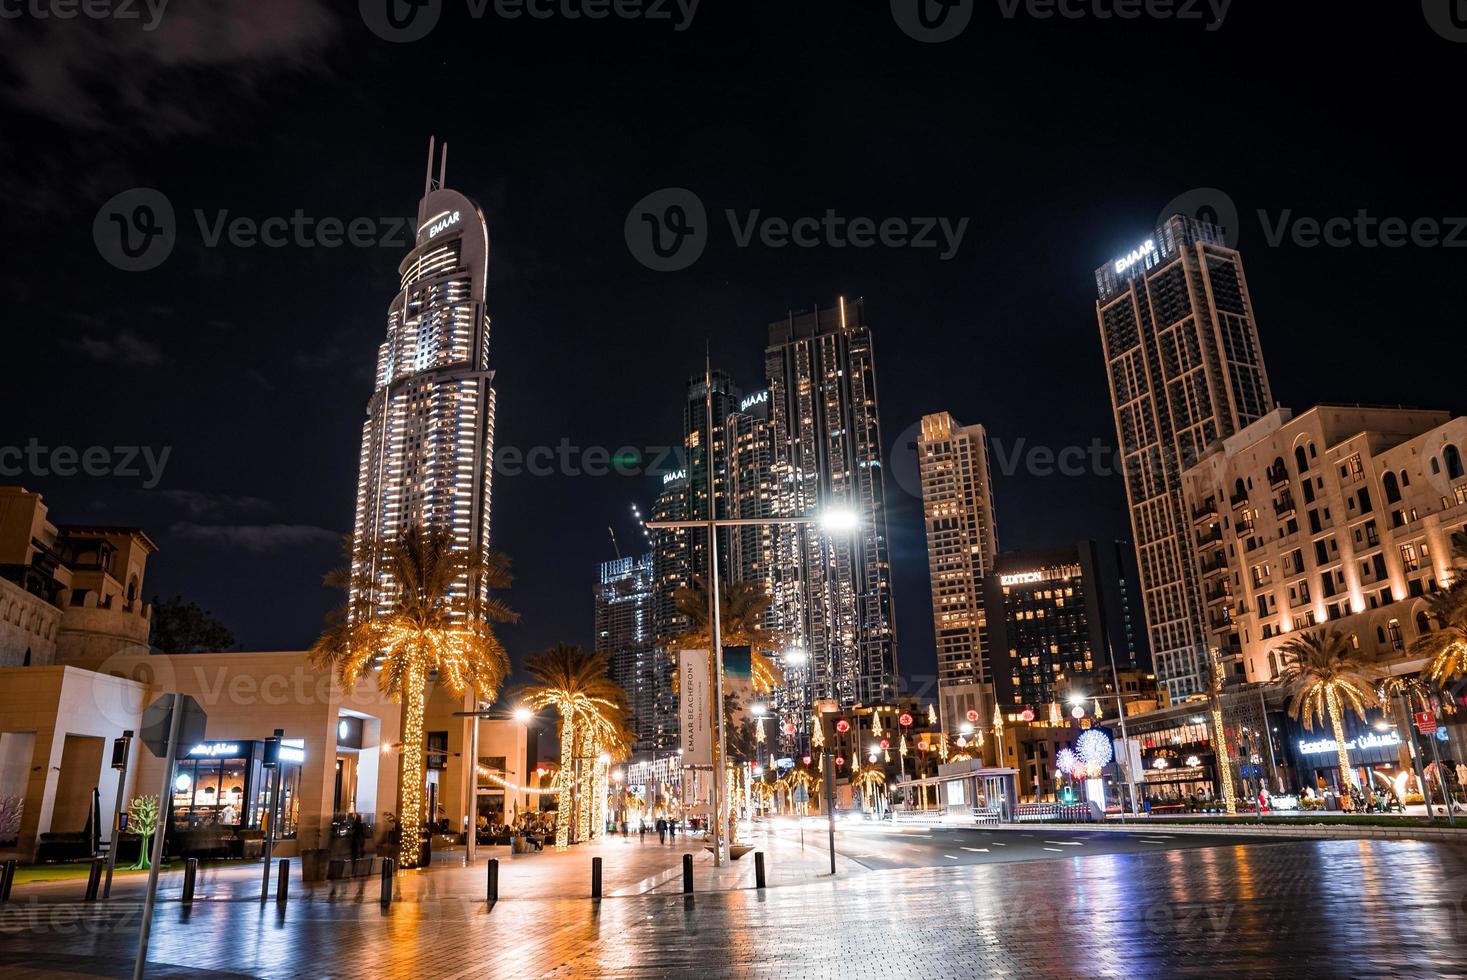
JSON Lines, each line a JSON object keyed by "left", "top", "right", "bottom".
{"left": 2, "top": 824, "right": 1466, "bottom": 978}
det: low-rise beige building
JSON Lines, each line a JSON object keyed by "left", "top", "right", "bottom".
{"left": 1181, "top": 405, "right": 1467, "bottom": 683}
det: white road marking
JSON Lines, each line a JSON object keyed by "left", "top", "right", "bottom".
{"left": 1044, "top": 841, "right": 1084, "bottom": 846}
{"left": 1042, "top": 847, "right": 1063, "bottom": 852}
{"left": 1138, "top": 839, "right": 1170, "bottom": 844}
{"left": 943, "top": 854, "right": 960, "bottom": 860}
{"left": 991, "top": 842, "right": 1006, "bottom": 846}
{"left": 961, "top": 847, "right": 989, "bottom": 853}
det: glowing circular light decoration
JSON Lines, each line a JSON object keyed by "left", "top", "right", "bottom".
{"left": 835, "top": 720, "right": 851, "bottom": 734}
{"left": 1153, "top": 757, "right": 1168, "bottom": 770}
{"left": 1070, "top": 706, "right": 1086, "bottom": 720}
{"left": 1019, "top": 708, "right": 1035, "bottom": 722}
{"left": 1055, "top": 748, "right": 1080, "bottom": 776}
{"left": 801, "top": 755, "right": 812, "bottom": 766}
{"left": 899, "top": 713, "right": 913, "bottom": 728}
{"left": 835, "top": 755, "right": 845, "bottom": 767}
{"left": 783, "top": 721, "right": 797, "bottom": 736}
{"left": 879, "top": 738, "right": 890, "bottom": 750}
{"left": 1076, "top": 729, "right": 1113, "bottom": 769}
{"left": 966, "top": 709, "right": 979, "bottom": 723}
{"left": 917, "top": 741, "right": 929, "bottom": 752}
{"left": 956, "top": 736, "right": 967, "bottom": 748}
{"left": 1185, "top": 755, "right": 1201, "bottom": 768}
{"left": 174, "top": 772, "right": 192, "bottom": 793}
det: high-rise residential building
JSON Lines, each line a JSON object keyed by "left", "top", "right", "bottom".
{"left": 765, "top": 297, "right": 898, "bottom": 706}
{"left": 595, "top": 553, "right": 665, "bottom": 749}
{"left": 984, "top": 541, "right": 1150, "bottom": 712}
{"left": 917, "top": 412, "right": 999, "bottom": 734}
{"left": 1096, "top": 215, "right": 1273, "bottom": 700}
{"left": 350, "top": 141, "right": 497, "bottom": 622}
{"left": 1179, "top": 405, "right": 1467, "bottom": 685}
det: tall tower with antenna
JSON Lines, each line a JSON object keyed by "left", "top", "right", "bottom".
{"left": 349, "top": 138, "right": 498, "bottom": 623}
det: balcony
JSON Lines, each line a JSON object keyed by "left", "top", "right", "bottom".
{"left": 1199, "top": 554, "right": 1230, "bottom": 575}
{"left": 1267, "top": 465, "right": 1289, "bottom": 488}
{"left": 1197, "top": 525, "right": 1223, "bottom": 546}
{"left": 1191, "top": 499, "right": 1218, "bottom": 523}
{"left": 1230, "top": 491, "right": 1249, "bottom": 508}
{"left": 1205, "top": 581, "right": 1230, "bottom": 603}
{"left": 1274, "top": 495, "right": 1297, "bottom": 519}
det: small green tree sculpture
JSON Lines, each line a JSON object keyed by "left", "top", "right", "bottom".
{"left": 126, "top": 795, "right": 160, "bottom": 870}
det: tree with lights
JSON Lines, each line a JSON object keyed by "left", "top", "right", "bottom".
{"left": 126, "top": 795, "right": 159, "bottom": 870}
{"left": 672, "top": 578, "right": 787, "bottom": 692}
{"left": 519, "top": 644, "right": 631, "bottom": 850}
{"left": 1278, "top": 628, "right": 1379, "bottom": 797}
{"left": 312, "top": 526, "right": 516, "bottom": 869}
{"left": 1413, "top": 531, "right": 1467, "bottom": 685}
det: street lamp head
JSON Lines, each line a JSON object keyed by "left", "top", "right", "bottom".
{"left": 959, "top": 722, "right": 974, "bottom": 735}
{"left": 512, "top": 706, "right": 533, "bottom": 724}
{"left": 1068, "top": 694, "right": 1086, "bottom": 706}
{"left": 597, "top": 752, "right": 612, "bottom": 765}
{"left": 751, "top": 703, "right": 768, "bottom": 717}
{"left": 819, "top": 508, "right": 860, "bottom": 534}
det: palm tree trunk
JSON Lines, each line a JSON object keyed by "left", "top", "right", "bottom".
{"left": 399, "top": 654, "right": 428, "bottom": 869}
{"left": 555, "top": 706, "right": 574, "bottom": 851}
{"left": 1325, "top": 688, "right": 1356, "bottom": 795}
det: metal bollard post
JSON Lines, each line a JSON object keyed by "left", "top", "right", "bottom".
{"left": 380, "top": 857, "right": 395, "bottom": 907}
{"left": 487, "top": 857, "right": 499, "bottom": 903}
{"left": 0, "top": 860, "right": 14, "bottom": 901}
{"left": 682, "top": 853, "right": 693, "bottom": 894}
{"left": 276, "top": 859, "right": 289, "bottom": 908}
{"left": 182, "top": 858, "right": 198, "bottom": 905}
{"left": 754, "top": 851, "right": 766, "bottom": 889}
{"left": 591, "top": 857, "right": 602, "bottom": 900}
{"left": 84, "top": 857, "right": 105, "bottom": 901}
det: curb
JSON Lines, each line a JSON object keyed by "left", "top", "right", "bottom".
{"left": 992, "top": 821, "right": 1467, "bottom": 843}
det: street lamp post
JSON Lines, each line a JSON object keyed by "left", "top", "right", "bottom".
{"left": 645, "top": 361, "right": 860, "bottom": 868}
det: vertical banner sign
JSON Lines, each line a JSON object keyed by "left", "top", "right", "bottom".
{"left": 680, "top": 649, "right": 712, "bottom": 767}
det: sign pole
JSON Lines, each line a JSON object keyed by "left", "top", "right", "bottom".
{"left": 133, "top": 696, "right": 182, "bottom": 980}
{"left": 1425, "top": 714, "right": 1456, "bottom": 827}
{"left": 261, "top": 730, "right": 284, "bottom": 900}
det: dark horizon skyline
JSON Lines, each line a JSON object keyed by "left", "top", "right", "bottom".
{"left": 3, "top": 3, "right": 1464, "bottom": 695}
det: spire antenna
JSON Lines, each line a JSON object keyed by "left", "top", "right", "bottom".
{"left": 439, "top": 142, "right": 448, "bottom": 190}
{"left": 424, "top": 135, "right": 436, "bottom": 198}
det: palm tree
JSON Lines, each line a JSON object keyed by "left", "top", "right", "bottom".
{"left": 1277, "top": 628, "right": 1379, "bottom": 794}
{"left": 672, "top": 578, "right": 786, "bottom": 693}
{"left": 1412, "top": 531, "right": 1467, "bottom": 684}
{"left": 311, "top": 525, "right": 516, "bottom": 868}
{"left": 518, "top": 644, "right": 629, "bottom": 850}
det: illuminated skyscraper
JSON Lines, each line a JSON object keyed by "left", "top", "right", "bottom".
{"left": 595, "top": 553, "right": 662, "bottom": 749}
{"left": 917, "top": 412, "right": 998, "bottom": 733}
{"left": 765, "top": 297, "right": 898, "bottom": 706}
{"left": 1095, "top": 215, "right": 1272, "bottom": 699}
{"left": 350, "top": 140, "right": 497, "bottom": 621}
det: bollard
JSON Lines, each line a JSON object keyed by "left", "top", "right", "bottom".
{"left": 487, "top": 857, "right": 499, "bottom": 903}
{"left": 182, "top": 858, "right": 198, "bottom": 905}
{"left": 0, "top": 859, "right": 16, "bottom": 901}
{"left": 754, "top": 851, "right": 766, "bottom": 889}
{"left": 682, "top": 853, "right": 693, "bottom": 894}
{"left": 276, "top": 858, "right": 289, "bottom": 908}
{"left": 591, "top": 856, "right": 602, "bottom": 900}
{"left": 380, "top": 857, "right": 395, "bottom": 907}
{"left": 84, "top": 857, "right": 105, "bottom": 901}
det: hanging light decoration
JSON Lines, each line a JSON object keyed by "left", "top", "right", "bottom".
{"left": 811, "top": 712, "right": 825, "bottom": 748}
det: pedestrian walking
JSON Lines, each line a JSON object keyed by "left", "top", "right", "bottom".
{"left": 657, "top": 817, "right": 667, "bottom": 844}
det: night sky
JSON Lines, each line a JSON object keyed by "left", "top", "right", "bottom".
{"left": 3, "top": 2, "right": 1464, "bottom": 691}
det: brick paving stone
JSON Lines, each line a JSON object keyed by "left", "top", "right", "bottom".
{"left": 0, "top": 837, "right": 1464, "bottom": 978}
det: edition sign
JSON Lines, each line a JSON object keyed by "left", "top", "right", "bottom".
{"left": 679, "top": 649, "right": 712, "bottom": 767}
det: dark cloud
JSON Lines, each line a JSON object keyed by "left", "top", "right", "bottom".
{"left": 64, "top": 329, "right": 168, "bottom": 366}
{"left": 152, "top": 489, "right": 275, "bottom": 518}
{"left": 168, "top": 521, "right": 340, "bottom": 552}
{"left": 0, "top": 0, "right": 339, "bottom": 133}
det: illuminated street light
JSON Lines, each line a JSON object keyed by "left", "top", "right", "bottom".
{"left": 959, "top": 722, "right": 974, "bottom": 735}
{"left": 820, "top": 508, "right": 860, "bottom": 533}
{"left": 784, "top": 646, "right": 808, "bottom": 668}
{"left": 512, "top": 706, "right": 533, "bottom": 724}
{"left": 751, "top": 704, "right": 768, "bottom": 718}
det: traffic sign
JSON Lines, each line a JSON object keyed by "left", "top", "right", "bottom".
{"left": 141, "top": 694, "right": 207, "bottom": 759}
{"left": 1416, "top": 711, "right": 1437, "bottom": 735}
{"left": 793, "top": 784, "right": 809, "bottom": 804}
